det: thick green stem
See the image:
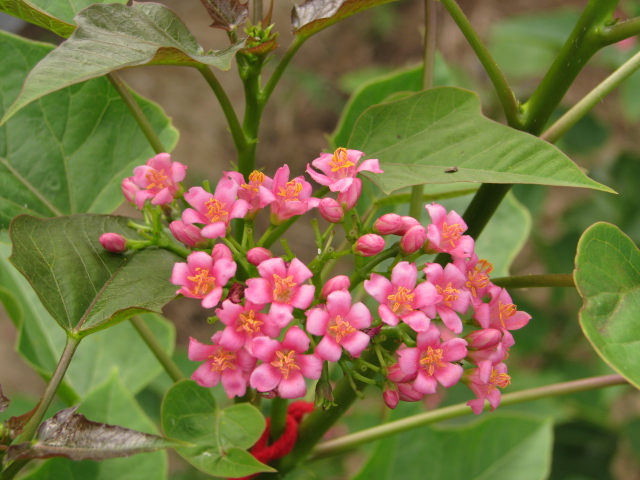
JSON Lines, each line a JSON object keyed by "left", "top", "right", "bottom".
{"left": 107, "top": 72, "right": 166, "bottom": 154}
{"left": 439, "top": 0, "right": 521, "bottom": 128}
{"left": 269, "top": 397, "right": 289, "bottom": 443}
{"left": 310, "top": 374, "right": 627, "bottom": 459}
{"left": 599, "top": 16, "right": 640, "bottom": 45}
{"left": 521, "top": 0, "right": 618, "bottom": 135}
{"left": 130, "top": 316, "right": 184, "bottom": 383}
{"left": 541, "top": 49, "right": 640, "bottom": 144}
{"left": 238, "top": 60, "right": 265, "bottom": 177}
{"left": 492, "top": 274, "right": 575, "bottom": 289}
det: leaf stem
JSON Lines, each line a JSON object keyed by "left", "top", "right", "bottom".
{"left": 107, "top": 72, "right": 166, "bottom": 154}
{"left": 310, "top": 374, "right": 627, "bottom": 460}
{"left": 598, "top": 16, "right": 640, "bottom": 45}
{"left": 492, "top": 274, "right": 575, "bottom": 289}
{"left": 130, "top": 316, "right": 184, "bottom": 383}
{"left": 438, "top": 0, "right": 521, "bottom": 128}
{"left": 541, "top": 49, "right": 640, "bottom": 144}
{"left": 269, "top": 397, "right": 289, "bottom": 443}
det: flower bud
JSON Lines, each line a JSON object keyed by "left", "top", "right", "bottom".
{"left": 400, "top": 225, "right": 427, "bottom": 254}
{"left": 337, "top": 178, "right": 362, "bottom": 211}
{"left": 318, "top": 197, "right": 344, "bottom": 223}
{"left": 399, "top": 216, "right": 420, "bottom": 235}
{"left": 465, "top": 328, "right": 502, "bottom": 350}
{"left": 320, "top": 275, "right": 350, "bottom": 299}
{"left": 170, "top": 220, "right": 207, "bottom": 247}
{"left": 382, "top": 382, "right": 399, "bottom": 409}
{"left": 353, "top": 234, "right": 385, "bottom": 256}
{"left": 397, "top": 382, "right": 425, "bottom": 402}
{"left": 211, "top": 243, "right": 233, "bottom": 262}
{"left": 121, "top": 177, "right": 140, "bottom": 204}
{"left": 99, "top": 233, "right": 127, "bottom": 253}
{"left": 386, "top": 362, "right": 416, "bottom": 383}
{"left": 247, "top": 247, "right": 273, "bottom": 266}
{"left": 373, "top": 213, "right": 404, "bottom": 235}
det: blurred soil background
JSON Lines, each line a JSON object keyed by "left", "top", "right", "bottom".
{"left": 2, "top": 0, "right": 640, "bottom": 478}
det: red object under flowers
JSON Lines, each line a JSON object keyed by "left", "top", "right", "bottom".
{"left": 236, "top": 401, "right": 315, "bottom": 480}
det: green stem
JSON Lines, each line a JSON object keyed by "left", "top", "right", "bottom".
{"left": 130, "top": 316, "right": 184, "bottom": 382}
{"left": 439, "top": 0, "right": 521, "bottom": 128}
{"left": 239, "top": 59, "right": 265, "bottom": 177}
{"left": 541, "top": 49, "right": 640, "bottom": 144}
{"left": 422, "top": 0, "right": 437, "bottom": 89}
{"left": 252, "top": 0, "right": 263, "bottom": 24}
{"left": 521, "top": 0, "right": 618, "bottom": 135}
{"left": 310, "top": 374, "right": 627, "bottom": 459}
{"left": 269, "top": 397, "right": 289, "bottom": 443}
{"left": 197, "top": 66, "right": 247, "bottom": 155}
{"left": 107, "top": 72, "right": 166, "bottom": 154}
{"left": 599, "top": 16, "right": 640, "bottom": 45}
{"left": 492, "top": 274, "right": 575, "bottom": 289}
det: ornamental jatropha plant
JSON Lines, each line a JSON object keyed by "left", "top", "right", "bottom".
{"left": 1, "top": 0, "right": 640, "bottom": 479}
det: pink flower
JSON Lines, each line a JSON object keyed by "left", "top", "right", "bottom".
{"left": 270, "top": 165, "right": 320, "bottom": 225}
{"left": 169, "top": 220, "right": 208, "bottom": 248}
{"left": 131, "top": 153, "right": 187, "bottom": 209}
{"left": 400, "top": 225, "right": 427, "bottom": 254}
{"left": 250, "top": 326, "right": 323, "bottom": 399}
{"left": 424, "top": 203, "right": 474, "bottom": 259}
{"left": 99, "top": 233, "right": 127, "bottom": 253}
{"left": 306, "top": 290, "right": 372, "bottom": 361}
{"left": 189, "top": 332, "right": 256, "bottom": 398}
{"left": 465, "top": 329, "right": 513, "bottom": 366}
{"left": 182, "top": 179, "right": 249, "bottom": 239}
{"left": 171, "top": 251, "right": 237, "bottom": 308}
{"left": 216, "top": 300, "right": 280, "bottom": 354}
{"left": 226, "top": 170, "right": 276, "bottom": 219}
{"left": 364, "top": 261, "right": 438, "bottom": 332}
{"left": 320, "top": 275, "right": 350, "bottom": 300}
{"left": 382, "top": 382, "right": 400, "bottom": 409}
{"left": 398, "top": 323, "right": 467, "bottom": 394}
{"left": 121, "top": 177, "right": 140, "bottom": 204}
{"left": 337, "top": 178, "right": 362, "bottom": 210}
{"left": 245, "top": 257, "right": 315, "bottom": 327}
{"left": 465, "top": 361, "right": 511, "bottom": 414}
{"left": 373, "top": 213, "right": 404, "bottom": 235}
{"left": 454, "top": 254, "right": 494, "bottom": 307}
{"left": 422, "top": 263, "right": 471, "bottom": 334}
{"left": 319, "top": 197, "right": 344, "bottom": 223}
{"left": 353, "top": 234, "right": 385, "bottom": 256}
{"left": 247, "top": 247, "right": 273, "bottom": 266}
{"left": 473, "top": 286, "right": 531, "bottom": 332}
{"left": 399, "top": 216, "right": 420, "bottom": 235}
{"left": 306, "top": 147, "right": 382, "bottom": 193}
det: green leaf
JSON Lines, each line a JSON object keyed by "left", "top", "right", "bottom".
{"left": 353, "top": 414, "right": 553, "bottom": 480}
{"left": 292, "top": 0, "right": 399, "bottom": 37}
{"left": 8, "top": 214, "right": 180, "bottom": 336}
{"left": 20, "top": 373, "right": 170, "bottom": 480}
{"left": 0, "top": 0, "right": 77, "bottom": 37}
{"left": 2, "top": 2, "right": 244, "bottom": 124}
{"left": 161, "top": 380, "right": 273, "bottom": 478}
{"left": 348, "top": 87, "right": 614, "bottom": 194}
{"left": 0, "top": 30, "right": 178, "bottom": 231}
{"left": 575, "top": 222, "right": 640, "bottom": 389}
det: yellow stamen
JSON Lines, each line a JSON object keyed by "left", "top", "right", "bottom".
{"left": 441, "top": 222, "right": 463, "bottom": 248}
{"left": 387, "top": 286, "right": 415, "bottom": 314}
{"left": 419, "top": 346, "right": 446, "bottom": 376}
{"left": 273, "top": 274, "right": 297, "bottom": 303}
{"left": 329, "top": 147, "right": 356, "bottom": 172}
{"left": 328, "top": 315, "right": 356, "bottom": 343}
{"left": 436, "top": 282, "right": 460, "bottom": 307}
{"left": 209, "top": 350, "right": 237, "bottom": 372}
{"left": 498, "top": 301, "right": 517, "bottom": 329}
{"left": 241, "top": 170, "right": 266, "bottom": 193}
{"left": 205, "top": 198, "right": 229, "bottom": 223}
{"left": 270, "top": 350, "right": 300, "bottom": 379}
{"left": 145, "top": 169, "right": 168, "bottom": 190}
{"left": 187, "top": 267, "right": 216, "bottom": 296}
{"left": 237, "top": 310, "right": 264, "bottom": 336}
{"left": 490, "top": 368, "right": 511, "bottom": 389}
{"left": 277, "top": 180, "right": 303, "bottom": 202}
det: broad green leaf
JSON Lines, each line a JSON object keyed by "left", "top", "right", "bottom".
{"left": 9, "top": 214, "right": 180, "bottom": 336}
{"left": 0, "top": 0, "right": 76, "bottom": 37}
{"left": 348, "top": 87, "right": 614, "bottom": 194}
{"left": 0, "top": 30, "right": 178, "bottom": 232}
{"left": 292, "top": 0, "right": 399, "bottom": 37}
{"left": 353, "top": 414, "right": 553, "bottom": 480}
{"left": 161, "top": 380, "right": 273, "bottom": 478}
{"left": 0, "top": 243, "right": 176, "bottom": 399}
{"left": 20, "top": 373, "right": 170, "bottom": 480}
{"left": 575, "top": 222, "right": 640, "bottom": 389}
{"left": 2, "top": 2, "right": 244, "bottom": 123}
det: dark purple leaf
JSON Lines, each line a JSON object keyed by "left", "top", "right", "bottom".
{"left": 200, "top": 0, "right": 249, "bottom": 31}
{"left": 6, "top": 406, "right": 186, "bottom": 462}
{"left": 291, "top": 0, "right": 399, "bottom": 37}
{"left": 0, "top": 385, "right": 9, "bottom": 413}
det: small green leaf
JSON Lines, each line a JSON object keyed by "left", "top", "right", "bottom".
{"left": 0, "top": 30, "right": 178, "bottom": 231}
{"left": 161, "top": 380, "right": 273, "bottom": 478}
{"left": 575, "top": 222, "right": 640, "bottom": 389}
{"left": 0, "top": 0, "right": 77, "bottom": 37}
{"left": 292, "top": 0, "right": 399, "bottom": 37}
{"left": 9, "top": 214, "right": 180, "bottom": 336}
{"left": 353, "top": 414, "right": 553, "bottom": 480}
{"left": 348, "top": 87, "right": 614, "bottom": 194}
{"left": 2, "top": 2, "right": 244, "bottom": 124}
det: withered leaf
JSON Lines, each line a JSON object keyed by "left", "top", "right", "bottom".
{"left": 200, "top": 0, "right": 249, "bottom": 31}
{"left": 6, "top": 406, "right": 185, "bottom": 462}
{"left": 0, "top": 385, "right": 9, "bottom": 413}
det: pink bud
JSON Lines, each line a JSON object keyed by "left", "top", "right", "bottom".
{"left": 318, "top": 198, "right": 344, "bottom": 223}
{"left": 397, "top": 382, "right": 425, "bottom": 402}
{"left": 373, "top": 213, "right": 404, "bottom": 235}
{"left": 399, "top": 216, "right": 420, "bottom": 235}
{"left": 400, "top": 225, "right": 427, "bottom": 254}
{"left": 99, "top": 233, "right": 127, "bottom": 253}
{"left": 382, "top": 383, "right": 399, "bottom": 409}
{"left": 320, "top": 275, "right": 350, "bottom": 299}
{"left": 465, "top": 328, "right": 502, "bottom": 350}
{"left": 170, "top": 220, "right": 207, "bottom": 247}
{"left": 121, "top": 177, "right": 140, "bottom": 204}
{"left": 353, "top": 234, "right": 385, "bottom": 256}
{"left": 337, "top": 178, "right": 362, "bottom": 211}
{"left": 247, "top": 247, "right": 273, "bottom": 266}
{"left": 386, "top": 363, "right": 416, "bottom": 383}
{"left": 211, "top": 243, "right": 233, "bottom": 262}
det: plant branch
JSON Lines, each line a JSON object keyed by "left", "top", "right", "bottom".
{"left": 107, "top": 72, "right": 166, "bottom": 154}
{"left": 541, "top": 49, "right": 640, "bottom": 144}
{"left": 492, "top": 274, "right": 575, "bottom": 289}
{"left": 130, "top": 316, "right": 184, "bottom": 383}
{"left": 439, "top": 0, "right": 521, "bottom": 128}
{"left": 599, "top": 16, "right": 640, "bottom": 46}
{"left": 310, "top": 374, "right": 627, "bottom": 460}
